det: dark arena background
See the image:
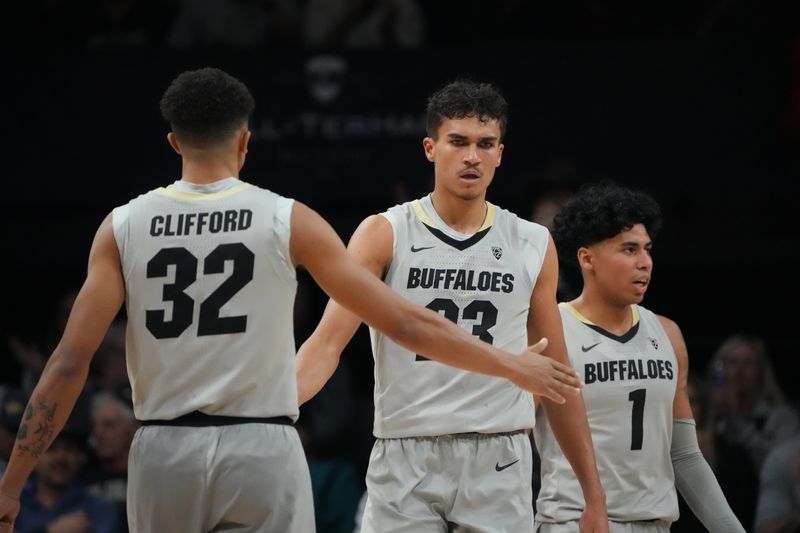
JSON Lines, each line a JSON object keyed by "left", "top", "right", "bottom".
{"left": 2, "top": 2, "right": 800, "bottom": 530}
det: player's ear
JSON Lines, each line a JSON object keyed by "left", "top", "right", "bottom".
{"left": 239, "top": 129, "right": 251, "bottom": 155}
{"left": 496, "top": 143, "right": 504, "bottom": 167}
{"left": 167, "top": 132, "right": 182, "bottom": 155}
{"left": 577, "top": 247, "right": 593, "bottom": 271}
{"left": 423, "top": 137, "right": 435, "bottom": 162}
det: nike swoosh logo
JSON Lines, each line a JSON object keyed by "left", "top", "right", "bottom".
{"left": 495, "top": 459, "right": 519, "bottom": 472}
{"left": 410, "top": 245, "right": 435, "bottom": 252}
{"left": 581, "top": 342, "right": 601, "bottom": 352}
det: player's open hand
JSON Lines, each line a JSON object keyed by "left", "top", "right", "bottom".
{"left": 0, "top": 492, "right": 19, "bottom": 533}
{"left": 579, "top": 502, "right": 610, "bottom": 533}
{"left": 512, "top": 338, "right": 582, "bottom": 403}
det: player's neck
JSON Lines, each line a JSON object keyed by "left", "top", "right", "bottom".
{"left": 429, "top": 190, "right": 488, "bottom": 234}
{"left": 570, "top": 293, "right": 634, "bottom": 336}
{"left": 180, "top": 157, "right": 240, "bottom": 185}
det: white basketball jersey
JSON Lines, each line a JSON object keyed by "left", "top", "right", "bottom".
{"left": 112, "top": 178, "right": 298, "bottom": 421}
{"left": 370, "top": 195, "right": 549, "bottom": 438}
{"left": 534, "top": 303, "right": 679, "bottom": 523}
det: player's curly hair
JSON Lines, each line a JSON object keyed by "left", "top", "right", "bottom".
{"left": 160, "top": 67, "right": 255, "bottom": 145}
{"left": 426, "top": 80, "right": 508, "bottom": 140}
{"left": 551, "top": 182, "right": 662, "bottom": 271}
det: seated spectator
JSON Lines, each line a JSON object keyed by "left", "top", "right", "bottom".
{"left": 303, "top": 0, "right": 426, "bottom": 49}
{"left": 82, "top": 392, "right": 139, "bottom": 531}
{"left": 755, "top": 434, "right": 800, "bottom": 533}
{"left": 707, "top": 334, "right": 799, "bottom": 469}
{"left": 167, "top": 0, "right": 301, "bottom": 48}
{"left": 90, "top": 320, "right": 132, "bottom": 403}
{"left": 15, "top": 429, "right": 119, "bottom": 533}
{"left": 0, "top": 387, "right": 27, "bottom": 476}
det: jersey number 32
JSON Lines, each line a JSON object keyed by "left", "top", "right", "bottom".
{"left": 145, "top": 243, "right": 253, "bottom": 339}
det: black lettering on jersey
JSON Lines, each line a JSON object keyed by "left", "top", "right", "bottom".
{"left": 597, "top": 362, "right": 609, "bottom": 382}
{"left": 150, "top": 210, "right": 254, "bottom": 237}
{"left": 635, "top": 359, "right": 647, "bottom": 379}
{"left": 164, "top": 214, "right": 176, "bottom": 236}
{"left": 501, "top": 273, "right": 514, "bottom": 293}
{"left": 657, "top": 359, "right": 666, "bottom": 379}
{"left": 150, "top": 215, "right": 165, "bottom": 236}
{"left": 405, "top": 268, "right": 515, "bottom": 294}
{"left": 490, "top": 271, "right": 503, "bottom": 292}
{"left": 198, "top": 212, "right": 210, "bottom": 233}
{"left": 183, "top": 213, "right": 196, "bottom": 235}
{"left": 465, "top": 270, "right": 478, "bottom": 290}
{"left": 444, "top": 269, "right": 457, "bottom": 288}
{"left": 583, "top": 359, "right": 676, "bottom": 383}
{"left": 453, "top": 270, "right": 467, "bottom": 290}
{"left": 407, "top": 267, "right": 421, "bottom": 289}
{"left": 420, "top": 269, "right": 434, "bottom": 289}
{"left": 224, "top": 210, "right": 238, "bottom": 231}
{"left": 210, "top": 211, "right": 224, "bottom": 232}
{"left": 627, "top": 359, "right": 639, "bottom": 379}
{"left": 239, "top": 209, "right": 253, "bottom": 230}
{"left": 433, "top": 269, "right": 446, "bottom": 289}
{"left": 584, "top": 363, "right": 597, "bottom": 384}
{"left": 477, "top": 271, "right": 492, "bottom": 291}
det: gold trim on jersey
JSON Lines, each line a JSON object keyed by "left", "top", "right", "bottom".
{"left": 153, "top": 181, "right": 253, "bottom": 201}
{"left": 559, "top": 302, "right": 640, "bottom": 327}
{"left": 412, "top": 199, "right": 496, "bottom": 232}
{"left": 479, "top": 202, "right": 496, "bottom": 231}
{"left": 412, "top": 199, "right": 435, "bottom": 226}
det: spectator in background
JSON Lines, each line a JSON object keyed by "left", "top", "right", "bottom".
{"left": 7, "top": 290, "right": 77, "bottom": 395}
{"left": 85, "top": 0, "right": 179, "bottom": 48}
{"left": 37, "top": 0, "right": 178, "bottom": 49}
{"left": 82, "top": 393, "right": 139, "bottom": 531}
{"left": 90, "top": 320, "right": 132, "bottom": 404}
{"left": 0, "top": 388, "right": 27, "bottom": 476}
{"left": 755, "top": 434, "right": 800, "bottom": 533}
{"left": 15, "top": 430, "right": 119, "bottom": 533}
{"left": 708, "top": 333, "right": 799, "bottom": 470}
{"left": 303, "top": 0, "right": 426, "bottom": 49}
{"left": 672, "top": 373, "right": 758, "bottom": 532}
{"left": 167, "top": 0, "right": 301, "bottom": 48}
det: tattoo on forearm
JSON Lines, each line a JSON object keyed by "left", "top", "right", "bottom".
{"left": 16, "top": 396, "right": 57, "bottom": 459}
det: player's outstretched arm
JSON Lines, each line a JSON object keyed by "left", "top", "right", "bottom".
{"left": 0, "top": 214, "right": 125, "bottom": 527}
{"left": 660, "top": 315, "right": 745, "bottom": 533}
{"left": 290, "top": 202, "right": 582, "bottom": 402}
{"left": 530, "top": 237, "right": 608, "bottom": 533}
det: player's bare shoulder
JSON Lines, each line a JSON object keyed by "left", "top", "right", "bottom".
{"left": 656, "top": 314, "right": 689, "bottom": 367}
{"left": 348, "top": 214, "right": 394, "bottom": 278}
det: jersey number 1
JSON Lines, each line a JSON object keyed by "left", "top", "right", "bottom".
{"left": 145, "top": 243, "right": 254, "bottom": 339}
{"left": 628, "top": 388, "right": 646, "bottom": 450}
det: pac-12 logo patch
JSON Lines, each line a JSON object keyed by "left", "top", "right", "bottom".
{"left": 491, "top": 246, "right": 503, "bottom": 260}
{"left": 648, "top": 337, "right": 659, "bottom": 350}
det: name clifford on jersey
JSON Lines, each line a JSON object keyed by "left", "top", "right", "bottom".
{"left": 407, "top": 267, "right": 514, "bottom": 293}
{"left": 584, "top": 358, "right": 674, "bottom": 384}
{"left": 150, "top": 209, "right": 252, "bottom": 237}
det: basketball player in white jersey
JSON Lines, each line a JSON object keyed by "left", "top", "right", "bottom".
{"left": 534, "top": 182, "right": 745, "bottom": 532}
{"left": 296, "top": 80, "right": 609, "bottom": 532}
{"left": 0, "top": 69, "right": 583, "bottom": 533}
